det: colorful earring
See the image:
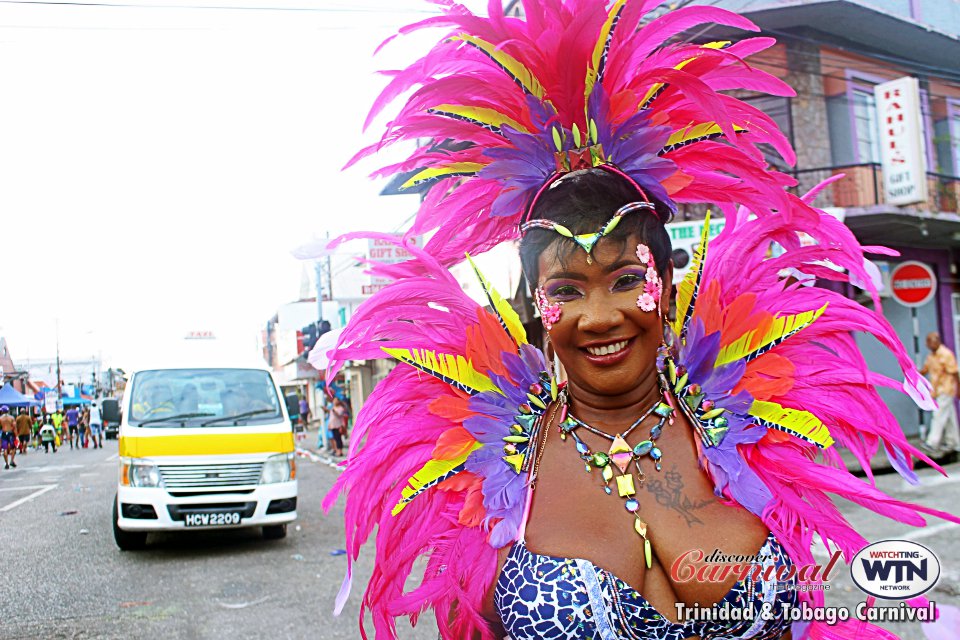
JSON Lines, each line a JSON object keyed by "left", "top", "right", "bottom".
{"left": 535, "top": 287, "right": 563, "bottom": 330}
{"left": 636, "top": 243, "right": 662, "bottom": 313}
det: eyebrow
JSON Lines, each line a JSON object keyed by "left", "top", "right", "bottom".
{"left": 543, "top": 258, "right": 643, "bottom": 281}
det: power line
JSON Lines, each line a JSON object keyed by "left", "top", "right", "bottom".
{"left": 0, "top": 0, "right": 440, "bottom": 13}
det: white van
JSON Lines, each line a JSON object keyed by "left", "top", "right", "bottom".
{"left": 113, "top": 363, "right": 297, "bottom": 550}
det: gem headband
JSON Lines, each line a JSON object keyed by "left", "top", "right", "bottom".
{"left": 519, "top": 200, "right": 656, "bottom": 256}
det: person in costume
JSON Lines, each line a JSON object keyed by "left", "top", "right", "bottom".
{"left": 320, "top": 1, "right": 960, "bottom": 638}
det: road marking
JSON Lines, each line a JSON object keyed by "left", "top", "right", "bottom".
{"left": 0, "top": 484, "right": 57, "bottom": 512}
{"left": 900, "top": 521, "right": 959, "bottom": 542}
{"left": 106, "top": 453, "right": 119, "bottom": 461}
{"left": 899, "top": 474, "right": 960, "bottom": 492}
{"left": 21, "top": 464, "right": 83, "bottom": 473}
{"left": 296, "top": 447, "right": 342, "bottom": 471}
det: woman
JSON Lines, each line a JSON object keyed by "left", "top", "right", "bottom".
{"left": 327, "top": 398, "right": 347, "bottom": 457}
{"left": 321, "top": 1, "right": 957, "bottom": 638}
{"left": 473, "top": 169, "right": 792, "bottom": 639}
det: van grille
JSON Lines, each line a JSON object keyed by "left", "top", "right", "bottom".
{"left": 158, "top": 463, "right": 263, "bottom": 489}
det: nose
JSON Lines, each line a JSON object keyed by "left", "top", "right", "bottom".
{"left": 577, "top": 290, "right": 624, "bottom": 335}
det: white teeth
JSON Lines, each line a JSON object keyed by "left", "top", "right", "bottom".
{"left": 586, "top": 340, "right": 628, "bottom": 357}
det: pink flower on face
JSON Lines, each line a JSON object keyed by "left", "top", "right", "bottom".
{"left": 644, "top": 277, "right": 661, "bottom": 298}
{"left": 636, "top": 243, "right": 651, "bottom": 264}
{"left": 637, "top": 293, "right": 657, "bottom": 312}
{"left": 535, "top": 287, "right": 563, "bottom": 331}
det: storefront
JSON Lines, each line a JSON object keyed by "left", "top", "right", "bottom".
{"left": 846, "top": 210, "right": 960, "bottom": 438}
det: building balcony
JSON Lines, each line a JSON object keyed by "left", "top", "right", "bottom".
{"left": 792, "top": 163, "right": 960, "bottom": 214}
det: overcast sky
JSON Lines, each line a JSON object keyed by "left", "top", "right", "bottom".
{"left": 0, "top": 0, "right": 483, "bottom": 371}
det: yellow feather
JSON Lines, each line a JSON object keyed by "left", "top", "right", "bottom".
{"left": 400, "top": 163, "right": 484, "bottom": 190}
{"left": 664, "top": 122, "right": 747, "bottom": 150}
{"left": 672, "top": 211, "right": 711, "bottom": 336}
{"left": 391, "top": 442, "right": 483, "bottom": 515}
{"left": 466, "top": 255, "right": 527, "bottom": 345}
{"left": 382, "top": 347, "right": 503, "bottom": 396}
{"left": 454, "top": 34, "right": 545, "bottom": 98}
{"left": 585, "top": 0, "right": 627, "bottom": 100}
{"left": 715, "top": 304, "right": 828, "bottom": 366}
{"left": 429, "top": 104, "right": 527, "bottom": 133}
{"left": 749, "top": 400, "right": 834, "bottom": 448}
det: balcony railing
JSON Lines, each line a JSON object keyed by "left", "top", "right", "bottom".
{"left": 791, "top": 163, "right": 960, "bottom": 213}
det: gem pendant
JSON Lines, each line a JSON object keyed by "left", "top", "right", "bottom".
{"left": 608, "top": 434, "right": 632, "bottom": 473}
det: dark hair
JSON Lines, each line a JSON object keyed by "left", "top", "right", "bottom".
{"left": 519, "top": 169, "right": 672, "bottom": 286}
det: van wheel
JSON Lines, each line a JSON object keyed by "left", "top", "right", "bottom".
{"left": 262, "top": 524, "right": 287, "bottom": 540}
{"left": 113, "top": 498, "right": 148, "bottom": 551}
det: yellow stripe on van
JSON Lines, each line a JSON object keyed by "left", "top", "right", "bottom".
{"left": 120, "top": 432, "right": 294, "bottom": 458}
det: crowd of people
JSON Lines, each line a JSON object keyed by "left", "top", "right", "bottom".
{"left": 0, "top": 401, "right": 105, "bottom": 469}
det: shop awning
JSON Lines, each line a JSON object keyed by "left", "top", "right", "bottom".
{"left": 843, "top": 208, "right": 960, "bottom": 250}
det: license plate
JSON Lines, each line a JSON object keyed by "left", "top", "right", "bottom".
{"left": 183, "top": 512, "right": 242, "bottom": 527}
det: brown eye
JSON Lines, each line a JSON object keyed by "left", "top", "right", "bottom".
{"left": 613, "top": 274, "right": 644, "bottom": 290}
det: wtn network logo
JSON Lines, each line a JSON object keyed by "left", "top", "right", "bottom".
{"left": 851, "top": 540, "right": 940, "bottom": 599}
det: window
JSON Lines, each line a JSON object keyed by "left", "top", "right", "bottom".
{"left": 851, "top": 84, "right": 880, "bottom": 164}
{"left": 130, "top": 368, "right": 281, "bottom": 427}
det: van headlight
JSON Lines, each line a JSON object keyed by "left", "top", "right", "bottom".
{"left": 121, "top": 458, "right": 162, "bottom": 488}
{"left": 260, "top": 453, "right": 295, "bottom": 484}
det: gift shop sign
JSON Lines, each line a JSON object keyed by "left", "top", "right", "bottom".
{"left": 889, "top": 261, "right": 936, "bottom": 307}
{"left": 365, "top": 235, "right": 423, "bottom": 295}
{"left": 874, "top": 77, "right": 928, "bottom": 206}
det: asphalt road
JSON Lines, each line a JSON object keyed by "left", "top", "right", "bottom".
{"left": 0, "top": 436, "right": 436, "bottom": 640}
{"left": 0, "top": 434, "right": 957, "bottom": 640}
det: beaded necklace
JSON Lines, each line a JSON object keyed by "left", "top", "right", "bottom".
{"left": 557, "top": 383, "right": 675, "bottom": 569}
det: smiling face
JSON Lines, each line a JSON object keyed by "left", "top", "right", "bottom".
{"left": 537, "top": 233, "right": 671, "bottom": 399}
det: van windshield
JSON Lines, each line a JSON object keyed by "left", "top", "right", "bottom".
{"left": 129, "top": 368, "right": 283, "bottom": 428}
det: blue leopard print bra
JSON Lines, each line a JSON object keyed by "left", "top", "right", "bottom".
{"left": 494, "top": 531, "right": 798, "bottom": 640}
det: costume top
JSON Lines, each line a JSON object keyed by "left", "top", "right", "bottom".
{"left": 496, "top": 531, "right": 797, "bottom": 640}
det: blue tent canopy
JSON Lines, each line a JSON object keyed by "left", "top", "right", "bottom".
{"left": 0, "top": 383, "right": 41, "bottom": 408}
{"left": 62, "top": 396, "right": 92, "bottom": 406}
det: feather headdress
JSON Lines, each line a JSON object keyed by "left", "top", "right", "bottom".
{"left": 349, "top": 0, "right": 797, "bottom": 267}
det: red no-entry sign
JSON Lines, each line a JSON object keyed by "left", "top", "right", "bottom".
{"left": 890, "top": 261, "right": 937, "bottom": 307}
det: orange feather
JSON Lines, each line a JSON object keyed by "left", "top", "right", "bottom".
{"left": 429, "top": 396, "right": 472, "bottom": 422}
{"left": 432, "top": 426, "right": 479, "bottom": 460}
{"left": 465, "top": 308, "right": 516, "bottom": 379}
{"left": 734, "top": 353, "right": 796, "bottom": 400}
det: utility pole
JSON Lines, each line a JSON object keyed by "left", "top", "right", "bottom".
{"left": 55, "top": 319, "right": 62, "bottom": 400}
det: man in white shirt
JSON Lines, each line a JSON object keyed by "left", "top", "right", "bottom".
{"left": 88, "top": 401, "right": 103, "bottom": 449}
